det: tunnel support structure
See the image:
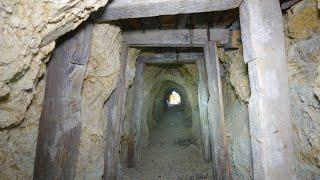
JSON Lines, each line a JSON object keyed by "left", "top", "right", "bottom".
{"left": 197, "top": 57, "right": 212, "bottom": 162}
{"left": 127, "top": 61, "right": 145, "bottom": 168}
{"left": 203, "top": 41, "right": 231, "bottom": 180}
{"left": 240, "top": 0, "right": 297, "bottom": 179}
{"left": 104, "top": 42, "right": 130, "bottom": 180}
{"left": 34, "top": 23, "right": 93, "bottom": 179}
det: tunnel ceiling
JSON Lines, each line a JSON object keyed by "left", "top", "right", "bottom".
{"left": 104, "top": 0, "right": 299, "bottom": 31}
{"left": 116, "top": 9, "right": 239, "bottom": 31}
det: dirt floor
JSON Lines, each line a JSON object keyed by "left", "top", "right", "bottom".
{"left": 121, "top": 108, "right": 213, "bottom": 180}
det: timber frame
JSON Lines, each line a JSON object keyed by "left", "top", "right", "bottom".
{"left": 120, "top": 29, "right": 231, "bottom": 180}
{"left": 34, "top": 1, "right": 297, "bottom": 180}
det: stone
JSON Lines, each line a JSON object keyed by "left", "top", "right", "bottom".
{"left": 285, "top": 0, "right": 320, "bottom": 41}
{"left": 0, "top": 0, "right": 111, "bottom": 129}
{"left": 220, "top": 51, "right": 253, "bottom": 180}
{"left": 219, "top": 49, "right": 250, "bottom": 103}
{"left": 0, "top": 78, "right": 45, "bottom": 179}
{"left": 75, "top": 23, "right": 122, "bottom": 179}
{"left": 75, "top": 23, "right": 139, "bottom": 179}
{"left": 287, "top": 35, "right": 320, "bottom": 179}
{"left": 314, "top": 65, "right": 320, "bottom": 101}
{"left": 285, "top": 0, "right": 320, "bottom": 178}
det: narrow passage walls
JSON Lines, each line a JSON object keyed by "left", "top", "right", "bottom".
{"left": 141, "top": 63, "right": 201, "bottom": 147}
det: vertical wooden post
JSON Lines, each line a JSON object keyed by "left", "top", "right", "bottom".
{"left": 34, "top": 22, "right": 93, "bottom": 180}
{"left": 127, "top": 61, "right": 145, "bottom": 168}
{"left": 203, "top": 41, "right": 231, "bottom": 180}
{"left": 240, "top": 0, "right": 297, "bottom": 179}
{"left": 104, "top": 42, "right": 129, "bottom": 180}
{"left": 197, "top": 57, "right": 212, "bottom": 162}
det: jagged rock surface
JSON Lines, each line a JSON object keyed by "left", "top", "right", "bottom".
{"left": 0, "top": 0, "right": 110, "bottom": 178}
{"left": 0, "top": 0, "right": 319, "bottom": 179}
{"left": 285, "top": 0, "right": 320, "bottom": 178}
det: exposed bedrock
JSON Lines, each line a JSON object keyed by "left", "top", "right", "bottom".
{"left": 0, "top": 0, "right": 319, "bottom": 179}
{"left": 1, "top": 1, "right": 113, "bottom": 177}
{"left": 285, "top": 0, "right": 320, "bottom": 178}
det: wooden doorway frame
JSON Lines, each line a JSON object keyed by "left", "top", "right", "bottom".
{"left": 105, "top": 28, "right": 232, "bottom": 180}
{"left": 34, "top": 1, "right": 296, "bottom": 179}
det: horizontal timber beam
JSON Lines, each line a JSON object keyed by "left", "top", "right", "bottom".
{"left": 122, "top": 29, "right": 229, "bottom": 47}
{"left": 96, "top": 0, "right": 242, "bottom": 21}
{"left": 138, "top": 52, "right": 203, "bottom": 64}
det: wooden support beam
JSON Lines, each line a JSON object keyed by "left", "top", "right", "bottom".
{"left": 96, "top": 0, "right": 242, "bottom": 21}
{"left": 158, "top": 15, "right": 177, "bottom": 29}
{"left": 104, "top": 42, "right": 129, "bottom": 180}
{"left": 224, "top": 29, "right": 242, "bottom": 50}
{"left": 240, "top": 0, "right": 297, "bottom": 179}
{"left": 138, "top": 52, "right": 203, "bottom": 64}
{"left": 177, "top": 14, "right": 190, "bottom": 29}
{"left": 127, "top": 61, "right": 145, "bottom": 168}
{"left": 203, "top": 41, "right": 231, "bottom": 180}
{"left": 197, "top": 57, "right": 212, "bottom": 162}
{"left": 34, "top": 23, "right": 93, "bottom": 179}
{"left": 122, "top": 29, "right": 229, "bottom": 47}
{"left": 281, "top": 0, "right": 300, "bottom": 9}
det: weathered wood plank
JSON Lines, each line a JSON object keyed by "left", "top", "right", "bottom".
{"left": 96, "top": 0, "right": 242, "bottom": 21}
{"left": 197, "top": 57, "right": 212, "bottom": 162}
{"left": 34, "top": 22, "right": 93, "bottom": 180}
{"left": 122, "top": 29, "right": 229, "bottom": 47}
{"left": 127, "top": 61, "right": 145, "bottom": 168}
{"left": 104, "top": 42, "right": 129, "bottom": 180}
{"left": 281, "top": 0, "right": 300, "bottom": 9}
{"left": 240, "top": 0, "right": 297, "bottom": 179}
{"left": 203, "top": 41, "right": 231, "bottom": 180}
{"left": 138, "top": 52, "right": 203, "bottom": 64}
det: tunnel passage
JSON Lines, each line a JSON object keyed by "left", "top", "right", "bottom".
{"left": 151, "top": 80, "right": 193, "bottom": 129}
{"left": 122, "top": 60, "right": 213, "bottom": 179}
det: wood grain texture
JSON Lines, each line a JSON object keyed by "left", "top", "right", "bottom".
{"left": 97, "top": 0, "right": 241, "bottom": 21}
{"left": 127, "top": 61, "right": 145, "bottom": 168}
{"left": 138, "top": 52, "right": 203, "bottom": 64}
{"left": 34, "top": 22, "right": 93, "bottom": 180}
{"left": 197, "top": 57, "right": 212, "bottom": 162}
{"left": 203, "top": 41, "right": 231, "bottom": 180}
{"left": 240, "top": 0, "right": 297, "bottom": 179}
{"left": 122, "top": 29, "right": 229, "bottom": 47}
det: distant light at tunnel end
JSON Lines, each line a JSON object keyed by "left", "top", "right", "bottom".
{"left": 168, "top": 91, "right": 181, "bottom": 106}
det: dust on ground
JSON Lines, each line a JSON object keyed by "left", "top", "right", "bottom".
{"left": 121, "top": 109, "right": 213, "bottom": 180}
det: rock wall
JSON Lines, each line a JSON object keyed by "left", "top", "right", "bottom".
{"left": 140, "top": 63, "right": 200, "bottom": 146}
{"left": 218, "top": 1, "right": 320, "bottom": 179}
{"left": 0, "top": 0, "right": 110, "bottom": 130}
{"left": 0, "top": 0, "right": 319, "bottom": 179}
{"left": 0, "top": 1, "right": 110, "bottom": 178}
{"left": 219, "top": 48, "right": 253, "bottom": 180}
{"left": 75, "top": 23, "right": 122, "bottom": 179}
{"left": 0, "top": 78, "right": 45, "bottom": 179}
{"left": 75, "top": 23, "right": 139, "bottom": 179}
{"left": 285, "top": 0, "right": 320, "bottom": 178}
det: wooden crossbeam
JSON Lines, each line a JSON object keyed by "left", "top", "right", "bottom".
{"left": 122, "top": 29, "right": 229, "bottom": 47}
{"left": 95, "top": 0, "right": 242, "bottom": 21}
{"left": 138, "top": 52, "right": 203, "bottom": 64}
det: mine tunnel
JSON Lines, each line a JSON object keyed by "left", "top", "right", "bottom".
{"left": 118, "top": 46, "right": 212, "bottom": 178}
{"left": 26, "top": 1, "right": 304, "bottom": 180}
